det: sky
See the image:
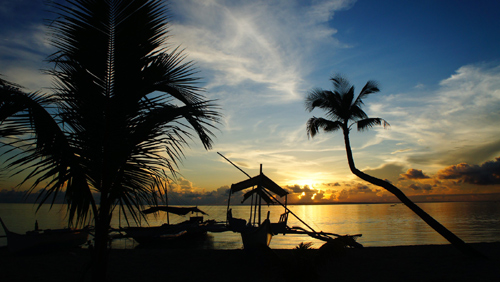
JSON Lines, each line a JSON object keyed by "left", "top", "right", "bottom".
{"left": 1, "top": 0, "right": 500, "bottom": 205}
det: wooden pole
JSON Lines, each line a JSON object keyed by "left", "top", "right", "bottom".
{"left": 258, "top": 164, "right": 262, "bottom": 226}
{"left": 217, "top": 152, "right": 251, "bottom": 178}
{"left": 226, "top": 190, "right": 231, "bottom": 225}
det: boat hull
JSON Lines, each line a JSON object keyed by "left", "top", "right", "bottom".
{"left": 122, "top": 220, "right": 212, "bottom": 245}
{"left": 1, "top": 217, "right": 89, "bottom": 253}
{"left": 240, "top": 219, "right": 273, "bottom": 249}
{"left": 5, "top": 229, "right": 89, "bottom": 253}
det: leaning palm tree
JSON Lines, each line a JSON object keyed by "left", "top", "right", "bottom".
{"left": 0, "top": 0, "right": 220, "bottom": 281}
{"left": 305, "top": 74, "right": 483, "bottom": 258}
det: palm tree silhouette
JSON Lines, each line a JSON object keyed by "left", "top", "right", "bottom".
{"left": 305, "top": 74, "right": 484, "bottom": 258}
{"left": 1, "top": 0, "right": 220, "bottom": 280}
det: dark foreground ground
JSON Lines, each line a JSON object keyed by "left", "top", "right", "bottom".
{"left": 0, "top": 242, "right": 499, "bottom": 282}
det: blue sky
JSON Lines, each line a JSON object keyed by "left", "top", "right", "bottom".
{"left": 1, "top": 0, "right": 500, "bottom": 204}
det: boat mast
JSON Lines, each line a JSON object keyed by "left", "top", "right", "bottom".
{"left": 251, "top": 189, "right": 256, "bottom": 225}
{"left": 258, "top": 164, "right": 263, "bottom": 226}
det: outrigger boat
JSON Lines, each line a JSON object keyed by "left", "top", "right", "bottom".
{"left": 119, "top": 170, "right": 223, "bottom": 245}
{"left": 120, "top": 206, "right": 217, "bottom": 245}
{"left": 226, "top": 164, "right": 289, "bottom": 249}
{"left": 0, "top": 217, "right": 89, "bottom": 253}
{"left": 220, "top": 152, "right": 363, "bottom": 250}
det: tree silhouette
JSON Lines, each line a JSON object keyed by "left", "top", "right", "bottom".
{"left": 305, "top": 74, "right": 484, "bottom": 258}
{"left": 0, "top": 0, "right": 220, "bottom": 280}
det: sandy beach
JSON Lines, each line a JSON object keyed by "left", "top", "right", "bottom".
{"left": 0, "top": 242, "right": 499, "bottom": 282}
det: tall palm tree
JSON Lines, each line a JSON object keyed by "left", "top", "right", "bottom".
{"left": 0, "top": 0, "right": 221, "bottom": 280}
{"left": 305, "top": 74, "right": 484, "bottom": 258}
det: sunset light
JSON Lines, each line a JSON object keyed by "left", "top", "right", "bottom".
{"left": 1, "top": 0, "right": 499, "bottom": 205}
{"left": 294, "top": 179, "right": 316, "bottom": 190}
{"left": 1, "top": 1, "right": 499, "bottom": 282}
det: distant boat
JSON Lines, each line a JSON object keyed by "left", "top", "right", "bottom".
{"left": 0, "top": 217, "right": 89, "bottom": 253}
{"left": 120, "top": 206, "right": 216, "bottom": 245}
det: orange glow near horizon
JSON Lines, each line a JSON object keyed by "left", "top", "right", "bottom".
{"left": 290, "top": 179, "right": 316, "bottom": 189}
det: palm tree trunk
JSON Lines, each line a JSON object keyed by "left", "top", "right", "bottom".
{"left": 342, "top": 128, "right": 486, "bottom": 259}
{"left": 91, "top": 199, "right": 111, "bottom": 282}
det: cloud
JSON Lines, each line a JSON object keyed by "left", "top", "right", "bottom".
{"left": 391, "top": 148, "right": 413, "bottom": 154}
{"left": 167, "top": 185, "right": 231, "bottom": 205}
{"left": 0, "top": 21, "right": 54, "bottom": 91}
{"left": 282, "top": 184, "right": 327, "bottom": 203}
{"left": 362, "top": 163, "right": 406, "bottom": 182}
{"left": 0, "top": 185, "right": 232, "bottom": 205}
{"left": 399, "top": 168, "right": 430, "bottom": 180}
{"left": 436, "top": 157, "right": 500, "bottom": 185}
{"left": 414, "top": 83, "right": 425, "bottom": 89}
{"left": 324, "top": 182, "right": 341, "bottom": 187}
{"left": 368, "top": 63, "right": 500, "bottom": 176}
{"left": 170, "top": 0, "right": 354, "bottom": 105}
{"left": 284, "top": 184, "right": 318, "bottom": 193}
{"left": 177, "top": 177, "right": 196, "bottom": 191}
{"left": 166, "top": 178, "right": 233, "bottom": 205}
{"left": 334, "top": 183, "right": 385, "bottom": 202}
{"left": 0, "top": 188, "right": 66, "bottom": 203}
{"left": 408, "top": 183, "right": 432, "bottom": 191}
{"left": 408, "top": 139, "right": 500, "bottom": 167}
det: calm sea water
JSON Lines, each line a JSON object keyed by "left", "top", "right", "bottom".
{"left": 1, "top": 202, "right": 499, "bottom": 249}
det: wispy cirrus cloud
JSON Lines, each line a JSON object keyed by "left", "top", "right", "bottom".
{"left": 170, "top": 0, "right": 355, "bottom": 104}
{"left": 369, "top": 63, "right": 500, "bottom": 171}
{"left": 0, "top": 0, "right": 53, "bottom": 91}
{"left": 0, "top": 23, "right": 53, "bottom": 91}
{"left": 174, "top": 0, "right": 357, "bottom": 183}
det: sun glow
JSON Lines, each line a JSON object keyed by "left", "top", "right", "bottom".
{"left": 294, "top": 179, "right": 316, "bottom": 189}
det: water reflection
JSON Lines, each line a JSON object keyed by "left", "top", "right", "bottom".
{"left": 1, "top": 202, "right": 499, "bottom": 249}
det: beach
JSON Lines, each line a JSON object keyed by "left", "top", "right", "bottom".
{"left": 0, "top": 242, "right": 498, "bottom": 282}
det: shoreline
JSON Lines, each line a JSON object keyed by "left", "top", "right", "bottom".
{"left": 0, "top": 242, "right": 499, "bottom": 281}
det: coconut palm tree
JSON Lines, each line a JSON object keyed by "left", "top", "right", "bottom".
{"left": 0, "top": 0, "right": 221, "bottom": 280}
{"left": 305, "top": 74, "right": 484, "bottom": 258}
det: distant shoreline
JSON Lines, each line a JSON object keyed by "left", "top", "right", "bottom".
{"left": 1, "top": 189, "right": 500, "bottom": 205}
{"left": 1, "top": 199, "right": 499, "bottom": 205}
{"left": 1, "top": 242, "right": 499, "bottom": 281}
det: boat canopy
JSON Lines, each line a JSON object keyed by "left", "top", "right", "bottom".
{"left": 142, "top": 206, "right": 208, "bottom": 216}
{"left": 231, "top": 173, "right": 289, "bottom": 197}
{"left": 241, "top": 188, "right": 275, "bottom": 204}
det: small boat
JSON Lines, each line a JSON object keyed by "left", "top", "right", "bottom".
{"left": 120, "top": 206, "right": 215, "bottom": 245}
{"left": 219, "top": 152, "right": 363, "bottom": 250}
{"left": 226, "top": 164, "right": 290, "bottom": 249}
{"left": 0, "top": 217, "right": 89, "bottom": 253}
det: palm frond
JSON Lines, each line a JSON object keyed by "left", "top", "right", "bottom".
{"left": 356, "top": 118, "right": 390, "bottom": 131}
{"left": 306, "top": 117, "right": 342, "bottom": 138}
{"left": 355, "top": 80, "right": 380, "bottom": 105}
{"left": 330, "top": 74, "right": 351, "bottom": 96}
{"left": 146, "top": 49, "right": 205, "bottom": 104}
{"left": 305, "top": 88, "right": 328, "bottom": 112}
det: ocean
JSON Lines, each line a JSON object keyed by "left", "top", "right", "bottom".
{"left": 1, "top": 201, "right": 499, "bottom": 249}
